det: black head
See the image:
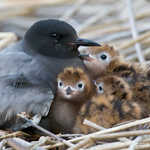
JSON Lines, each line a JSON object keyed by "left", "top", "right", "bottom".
{"left": 24, "top": 19, "right": 99, "bottom": 58}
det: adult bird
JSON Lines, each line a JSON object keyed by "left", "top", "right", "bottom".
{"left": 0, "top": 19, "right": 99, "bottom": 131}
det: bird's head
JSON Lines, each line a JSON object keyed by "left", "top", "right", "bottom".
{"left": 93, "top": 75, "right": 132, "bottom": 111}
{"left": 57, "top": 67, "right": 93, "bottom": 102}
{"left": 79, "top": 44, "right": 119, "bottom": 76}
{"left": 24, "top": 19, "right": 100, "bottom": 58}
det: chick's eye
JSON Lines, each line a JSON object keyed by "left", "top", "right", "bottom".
{"left": 51, "top": 33, "right": 57, "bottom": 38}
{"left": 98, "top": 52, "right": 110, "bottom": 62}
{"left": 58, "top": 80, "right": 63, "bottom": 88}
{"left": 100, "top": 54, "right": 107, "bottom": 60}
{"left": 78, "top": 83, "right": 83, "bottom": 88}
{"left": 97, "top": 83, "right": 104, "bottom": 94}
{"left": 99, "top": 86, "right": 103, "bottom": 91}
{"left": 77, "top": 82, "right": 84, "bottom": 90}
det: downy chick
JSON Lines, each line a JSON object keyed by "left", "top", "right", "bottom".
{"left": 73, "top": 75, "right": 143, "bottom": 134}
{"left": 80, "top": 44, "right": 119, "bottom": 79}
{"left": 42, "top": 67, "right": 95, "bottom": 134}
{"left": 80, "top": 44, "right": 147, "bottom": 84}
{"left": 80, "top": 44, "right": 150, "bottom": 115}
{"left": 132, "top": 81, "right": 150, "bottom": 115}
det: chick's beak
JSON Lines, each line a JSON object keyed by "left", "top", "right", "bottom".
{"left": 66, "top": 87, "right": 73, "bottom": 95}
{"left": 70, "top": 38, "right": 100, "bottom": 47}
{"left": 79, "top": 53, "right": 90, "bottom": 60}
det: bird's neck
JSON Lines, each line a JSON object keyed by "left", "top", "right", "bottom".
{"left": 55, "top": 97, "right": 84, "bottom": 113}
{"left": 22, "top": 39, "right": 37, "bottom": 56}
{"left": 50, "top": 97, "right": 83, "bottom": 131}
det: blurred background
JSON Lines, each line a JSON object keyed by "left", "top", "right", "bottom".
{"left": 0, "top": 0, "right": 150, "bottom": 63}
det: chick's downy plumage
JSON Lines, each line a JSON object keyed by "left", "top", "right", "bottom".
{"left": 80, "top": 44, "right": 147, "bottom": 83}
{"left": 73, "top": 75, "right": 143, "bottom": 134}
{"left": 132, "top": 81, "right": 150, "bottom": 115}
{"left": 81, "top": 44, "right": 150, "bottom": 116}
{"left": 40, "top": 67, "right": 95, "bottom": 134}
{"left": 0, "top": 19, "right": 99, "bottom": 131}
{"left": 80, "top": 44, "right": 119, "bottom": 79}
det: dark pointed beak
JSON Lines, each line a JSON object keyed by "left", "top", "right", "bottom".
{"left": 70, "top": 38, "right": 100, "bottom": 47}
{"left": 66, "top": 87, "right": 73, "bottom": 95}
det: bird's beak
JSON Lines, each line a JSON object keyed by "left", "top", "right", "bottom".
{"left": 70, "top": 38, "right": 100, "bottom": 47}
{"left": 79, "top": 53, "right": 90, "bottom": 60}
{"left": 79, "top": 52, "right": 95, "bottom": 62}
{"left": 66, "top": 87, "right": 73, "bottom": 95}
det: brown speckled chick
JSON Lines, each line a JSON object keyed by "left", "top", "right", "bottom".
{"left": 80, "top": 44, "right": 150, "bottom": 115}
{"left": 132, "top": 80, "right": 150, "bottom": 115}
{"left": 44, "top": 67, "right": 95, "bottom": 134}
{"left": 73, "top": 75, "right": 143, "bottom": 134}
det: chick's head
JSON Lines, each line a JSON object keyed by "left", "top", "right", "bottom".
{"left": 57, "top": 67, "right": 94, "bottom": 102}
{"left": 80, "top": 44, "right": 120, "bottom": 77}
{"left": 93, "top": 75, "right": 132, "bottom": 110}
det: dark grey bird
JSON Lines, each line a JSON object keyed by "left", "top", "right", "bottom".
{"left": 0, "top": 19, "right": 99, "bottom": 131}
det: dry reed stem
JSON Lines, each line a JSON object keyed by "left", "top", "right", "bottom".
{"left": 116, "top": 31, "right": 150, "bottom": 50}
{"left": 79, "top": 9, "right": 150, "bottom": 34}
{"left": 31, "top": 137, "right": 52, "bottom": 150}
{"left": 0, "top": 0, "right": 72, "bottom": 9}
{"left": 77, "top": 5, "right": 120, "bottom": 33}
{"left": 86, "top": 142, "right": 150, "bottom": 150}
{"left": 113, "top": 38, "right": 150, "bottom": 53}
{"left": 59, "top": 134, "right": 83, "bottom": 138}
{"left": 0, "top": 8, "right": 35, "bottom": 21}
{"left": 68, "top": 119, "right": 129, "bottom": 150}
{"left": 83, "top": 119, "right": 130, "bottom": 143}
{"left": 80, "top": 25, "right": 129, "bottom": 38}
{"left": 79, "top": 20, "right": 124, "bottom": 34}
{"left": 126, "top": 48, "right": 150, "bottom": 61}
{"left": 126, "top": 0, "right": 144, "bottom": 62}
{"left": 18, "top": 113, "right": 74, "bottom": 148}
{"left": 87, "top": 141, "right": 131, "bottom": 150}
{"left": 6, "top": 137, "right": 45, "bottom": 150}
{"left": 0, "top": 131, "right": 29, "bottom": 140}
{"left": 81, "top": 24, "right": 150, "bottom": 44}
{"left": 0, "top": 140, "right": 7, "bottom": 149}
{"left": 61, "top": 0, "right": 89, "bottom": 20}
{"left": 0, "top": 32, "right": 18, "bottom": 50}
{"left": 43, "top": 117, "right": 150, "bottom": 149}
{"left": 83, "top": 119, "right": 105, "bottom": 130}
{"left": 140, "top": 138, "right": 150, "bottom": 143}
{"left": 67, "top": 138, "right": 94, "bottom": 150}
{"left": 129, "top": 136, "right": 143, "bottom": 150}
{"left": 93, "top": 130, "right": 150, "bottom": 140}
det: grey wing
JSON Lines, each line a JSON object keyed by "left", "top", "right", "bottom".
{"left": 0, "top": 51, "right": 33, "bottom": 76}
{"left": 0, "top": 48, "right": 56, "bottom": 130}
{"left": 1, "top": 41, "right": 24, "bottom": 54}
{"left": 0, "top": 75, "right": 54, "bottom": 130}
{"left": 0, "top": 50, "right": 54, "bottom": 87}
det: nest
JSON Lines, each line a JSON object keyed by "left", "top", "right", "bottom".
{"left": 1, "top": 116, "right": 150, "bottom": 150}
{"left": 0, "top": 0, "right": 150, "bottom": 149}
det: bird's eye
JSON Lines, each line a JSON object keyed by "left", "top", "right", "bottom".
{"left": 101, "top": 54, "right": 107, "bottom": 60}
{"left": 76, "top": 81, "right": 85, "bottom": 91}
{"left": 50, "top": 33, "right": 62, "bottom": 41}
{"left": 58, "top": 80, "right": 64, "bottom": 88}
{"left": 97, "top": 83, "right": 104, "bottom": 94}
{"left": 51, "top": 33, "right": 57, "bottom": 38}
{"left": 98, "top": 52, "right": 110, "bottom": 62}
